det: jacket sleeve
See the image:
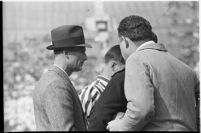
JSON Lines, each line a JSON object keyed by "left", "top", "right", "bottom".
{"left": 79, "top": 85, "right": 92, "bottom": 117}
{"left": 43, "top": 81, "right": 75, "bottom": 131}
{"left": 79, "top": 81, "right": 99, "bottom": 118}
{"left": 118, "top": 56, "right": 155, "bottom": 131}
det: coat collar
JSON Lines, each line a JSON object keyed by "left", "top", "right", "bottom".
{"left": 136, "top": 42, "right": 167, "bottom": 52}
{"left": 48, "top": 65, "right": 79, "bottom": 103}
{"left": 48, "top": 65, "right": 70, "bottom": 82}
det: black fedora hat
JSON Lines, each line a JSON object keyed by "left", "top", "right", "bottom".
{"left": 47, "top": 25, "right": 92, "bottom": 50}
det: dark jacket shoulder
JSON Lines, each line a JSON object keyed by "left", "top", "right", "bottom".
{"left": 112, "top": 69, "right": 125, "bottom": 78}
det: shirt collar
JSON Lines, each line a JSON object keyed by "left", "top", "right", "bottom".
{"left": 53, "top": 64, "right": 68, "bottom": 76}
{"left": 97, "top": 75, "right": 110, "bottom": 83}
{"left": 136, "top": 40, "right": 155, "bottom": 51}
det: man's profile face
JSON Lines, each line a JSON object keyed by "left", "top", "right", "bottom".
{"left": 66, "top": 47, "right": 87, "bottom": 72}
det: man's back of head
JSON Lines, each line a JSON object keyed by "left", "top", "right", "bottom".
{"left": 118, "top": 15, "right": 153, "bottom": 46}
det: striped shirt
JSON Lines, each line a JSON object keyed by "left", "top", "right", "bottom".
{"left": 79, "top": 76, "right": 110, "bottom": 118}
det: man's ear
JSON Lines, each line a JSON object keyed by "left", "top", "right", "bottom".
{"left": 124, "top": 37, "right": 130, "bottom": 48}
{"left": 63, "top": 51, "right": 69, "bottom": 59}
{"left": 110, "top": 61, "right": 118, "bottom": 72}
{"left": 107, "top": 60, "right": 114, "bottom": 68}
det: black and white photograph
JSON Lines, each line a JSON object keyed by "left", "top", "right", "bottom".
{"left": 3, "top": 0, "right": 199, "bottom": 131}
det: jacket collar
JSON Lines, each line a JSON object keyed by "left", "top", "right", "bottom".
{"left": 53, "top": 64, "right": 68, "bottom": 76}
{"left": 136, "top": 42, "right": 167, "bottom": 52}
{"left": 48, "top": 65, "right": 70, "bottom": 82}
{"left": 48, "top": 65, "right": 78, "bottom": 100}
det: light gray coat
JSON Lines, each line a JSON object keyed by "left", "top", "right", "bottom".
{"left": 118, "top": 43, "right": 199, "bottom": 131}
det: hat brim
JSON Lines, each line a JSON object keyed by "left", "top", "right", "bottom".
{"left": 46, "top": 43, "right": 92, "bottom": 50}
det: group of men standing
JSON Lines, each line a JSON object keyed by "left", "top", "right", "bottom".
{"left": 33, "top": 15, "right": 199, "bottom": 131}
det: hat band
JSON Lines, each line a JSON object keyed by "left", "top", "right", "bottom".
{"left": 52, "top": 36, "right": 85, "bottom": 46}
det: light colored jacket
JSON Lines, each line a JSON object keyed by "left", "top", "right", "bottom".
{"left": 119, "top": 43, "right": 199, "bottom": 131}
{"left": 33, "top": 65, "right": 87, "bottom": 131}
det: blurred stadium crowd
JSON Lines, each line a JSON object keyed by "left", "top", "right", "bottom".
{"left": 3, "top": 1, "right": 199, "bottom": 131}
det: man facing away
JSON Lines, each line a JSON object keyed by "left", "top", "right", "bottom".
{"left": 88, "top": 32, "right": 158, "bottom": 131}
{"left": 107, "top": 15, "right": 199, "bottom": 131}
{"left": 79, "top": 45, "right": 125, "bottom": 127}
{"left": 33, "top": 25, "right": 92, "bottom": 131}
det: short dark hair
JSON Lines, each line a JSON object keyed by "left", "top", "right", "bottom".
{"left": 104, "top": 45, "right": 125, "bottom": 64}
{"left": 54, "top": 49, "right": 64, "bottom": 55}
{"left": 118, "top": 15, "right": 153, "bottom": 43}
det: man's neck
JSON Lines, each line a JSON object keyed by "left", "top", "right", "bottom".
{"left": 126, "top": 40, "right": 154, "bottom": 60}
{"left": 101, "top": 71, "right": 112, "bottom": 81}
{"left": 136, "top": 40, "right": 155, "bottom": 51}
{"left": 53, "top": 63, "right": 69, "bottom": 75}
{"left": 54, "top": 56, "right": 72, "bottom": 76}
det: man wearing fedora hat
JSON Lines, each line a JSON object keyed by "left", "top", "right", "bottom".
{"left": 33, "top": 25, "right": 92, "bottom": 131}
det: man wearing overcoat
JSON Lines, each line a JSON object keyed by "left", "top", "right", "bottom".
{"left": 33, "top": 25, "right": 92, "bottom": 131}
{"left": 107, "top": 15, "right": 199, "bottom": 131}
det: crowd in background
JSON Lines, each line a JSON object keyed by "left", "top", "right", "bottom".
{"left": 3, "top": 1, "right": 199, "bottom": 131}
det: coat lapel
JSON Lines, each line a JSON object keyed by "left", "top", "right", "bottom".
{"left": 137, "top": 43, "right": 168, "bottom": 52}
{"left": 48, "top": 65, "right": 82, "bottom": 106}
{"left": 48, "top": 65, "right": 69, "bottom": 82}
{"left": 48, "top": 65, "right": 86, "bottom": 122}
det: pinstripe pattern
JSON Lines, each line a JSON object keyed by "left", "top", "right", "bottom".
{"left": 79, "top": 76, "right": 109, "bottom": 118}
